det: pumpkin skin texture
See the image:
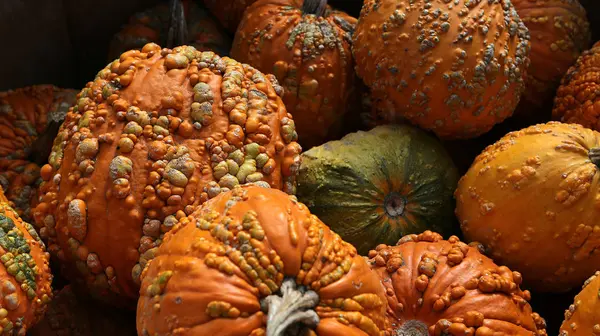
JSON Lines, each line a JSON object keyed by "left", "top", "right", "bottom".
{"left": 455, "top": 121, "right": 600, "bottom": 293}
{"left": 0, "top": 85, "right": 77, "bottom": 223}
{"left": 137, "top": 184, "right": 390, "bottom": 336}
{"left": 352, "top": 0, "right": 531, "bottom": 140}
{"left": 202, "top": 0, "right": 258, "bottom": 33}
{"left": 368, "top": 231, "right": 548, "bottom": 336}
{"left": 559, "top": 271, "right": 600, "bottom": 336}
{"left": 296, "top": 124, "right": 459, "bottom": 255}
{"left": 552, "top": 41, "right": 600, "bottom": 130}
{"left": 0, "top": 187, "right": 53, "bottom": 335}
{"left": 108, "top": 1, "right": 232, "bottom": 62}
{"left": 33, "top": 43, "right": 302, "bottom": 308}
{"left": 231, "top": 0, "right": 357, "bottom": 150}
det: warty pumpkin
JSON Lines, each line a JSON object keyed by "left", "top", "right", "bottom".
{"left": 0, "top": 186, "right": 53, "bottom": 335}
{"left": 296, "top": 124, "right": 459, "bottom": 255}
{"left": 108, "top": 0, "right": 232, "bottom": 62}
{"left": 0, "top": 85, "right": 77, "bottom": 223}
{"left": 455, "top": 121, "right": 600, "bottom": 292}
{"left": 352, "top": 0, "right": 531, "bottom": 139}
{"left": 559, "top": 271, "right": 600, "bottom": 336}
{"left": 202, "top": 0, "right": 258, "bottom": 33}
{"left": 137, "top": 184, "right": 390, "bottom": 336}
{"left": 231, "top": 0, "right": 358, "bottom": 149}
{"left": 510, "top": 0, "right": 590, "bottom": 121}
{"left": 33, "top": 43, "right": 302, "bottom": 308}
{"left": 553, "top": 41, "right": 600, "bottom": 130}
{"left": 368, "top": 230, "right": 547, "bottom": 336}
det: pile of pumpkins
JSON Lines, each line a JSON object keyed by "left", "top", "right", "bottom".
{"left": 0, "top": 0, "right": 599, "bottom": 335}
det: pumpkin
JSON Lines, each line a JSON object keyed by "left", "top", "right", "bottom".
{"left": 202, "top": 0, "right": 258, "bottom": 33}
{"left": 511, "top": 0, "right": 590, "bottom": 124}
{"left": 0, "top": 85, "right": 77, "bottom": 223}
{"left": 352, "top": 0, "right": 531, "bottom": 139}
{"left": 28, "top": 285, "right": 136, "bottom": 336}
{"left": 231, "top": 0, "right": 358, "bottom": 149}
{"left": 137, "top": 184, "right": 390, "bottom": 336}
{"left": 552, "top": 41, "right": 600, "bottom": 130}
{"left": 455, "top": 121, "right": 600, "bottom": 293}
{"left": 108, "top": 0, "right": 232, "bottom": 62}
{"left": 33, "top": 43, "right": 302, "bottom": 308}
{"left": 368, "top": 230, "right": 548, "bottom": 335}
{"left": 296, "top": 124, "right": 459, "bottom": 255}
{"left": 0, "top": 186, "right": 53, "bottom": 335}
{"left": 559, "top": 271, "right": 600, "bottom": 336}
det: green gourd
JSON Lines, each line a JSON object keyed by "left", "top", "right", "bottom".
{"left": 297, "top": 124, "right": 459, "bottom": 255}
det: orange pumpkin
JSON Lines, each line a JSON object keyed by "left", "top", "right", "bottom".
{"left": 231, "top": 0, "right": 358, "bottom": 149}
{"left": 202, "top": 0, "right": 258, "bottom": 33}
{"left": 352, "top": 0, "right": 531, "bottom": 139}
{"left": 0, "top": 85, "right": 77, "bottom": 223}
{"left": 553, "top": 41, "right": 600, "bottom": 130}
{"left": 455, "top": 122, "right": 600, "bottom": 292}
{"left": 33, "top": 43, "right": 302, "bottom": 308}
{"left": 511, "top": 0, "right": 590, "bottom": 118}
{"left": 559, "top": 271, "right": 600, "bottom": 336}
{"left": 137, "top": 184, "right": 390, "bottom": 335}
{"left": 0, "top": 186, "right": 53, "bottom": 335}
{"left": 368, "top": 231, "right": 547, "bottom": 335}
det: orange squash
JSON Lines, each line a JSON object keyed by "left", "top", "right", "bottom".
{"left": 352, "top": 0, "right": 531, "bottom": 139}
{"left": 33, "top": 43, "right": 302, "bottom": 308}
{"left": 137, "top": 184, "right": 390, "bottom": 335}
{"left": 455, "top": 122, "right": 600, "bottom": 292}
{"left": 559, "top": 271, "right": 600, "bottom": 336}
{"left": 368, "top": 231, "right": 547, "bottom": 335}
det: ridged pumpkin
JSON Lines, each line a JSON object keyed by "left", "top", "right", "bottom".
{"left": 352, "top": 0, "right": 531, "bottom": 139}
{"left": 28, "top": 285, "right": 136, "bottom": 336}
{"left": 0, "top": 85, "right": 77, "bottom": 223}
{"left": 108, "top": 0, "right": 232, "bottom": 62}
{"left": 231, "top": 0, "right": 358, "bottom": 149}
{"left": 0, "top": 186, "right": 53, "bottom": 335}
{"left": 296, "top": 124, "right": 459, "bottom": 255}
{"left": 33, "top": 43, "right": 302, "bottom": 307}
{"left": 202, "top": 0, "right": 258, "bottom": 33}
{"left": 553, "top": 41, "right": 600, "bottom": 130}
{"left": 455, "top": 121, "right": 600, "bottom": 292}
{"left": 137, "top": 184, "right": 390, "bottom": 336}
{"left": 368, "top": 231, "right": 547, "bottom": 336}
{"left": 511, "top": 0, "right": 590, "bottom": 119}
{"left": 559, "top": 271, "right": 600, "bottom": 336}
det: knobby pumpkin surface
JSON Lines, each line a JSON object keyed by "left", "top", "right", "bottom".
{"left": 231, "top": 0, "right": 358, "bottom": 149}
{"left": 368, "top": 231, "right": 548, "bottom": 336}
{"left": 33, "top": 43, "right": 302, "bottom": 307}
{"left": 559, "top": 271, "right": 600, "bottom": 336}
{"left": 108, "top": 1, "right": 232, "bottom": 62}
{"left": 137, "top": 184, "right": 390, "bottom": 336}
{"left": 296, "top": 125, "right": 459, "bottom": 255}
{"left": 553, "top": 41, "right": 600, "bottom": 130}
{"left": 352, "top": 0, "right": 531, "bottom": 139}
{"left": 0, "top": 187, "right": 53, "bottom": 335}
{"left": 456, "top": 122, "right": 600, "bottom": 292}
{"left": 0, "top": 85, "right": 77, "bottom": 222}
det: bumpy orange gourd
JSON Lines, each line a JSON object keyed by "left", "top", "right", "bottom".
{"left": 231, "top": 0, "right": 357, "bottom": 149}
{"left": 456, "top": 122, "right": 600, "bottom": 292}
{"left": 511, "top": 0, "right": 590, "bottom": 117}
{"left": 137, "top": 184, "right": 390, "bottom": 335}
{"left": 203, "top": 0, "right": 258, "bottom": 33}
{"left": 0, "top": 186, "right": 53, "bottom": 335}
{"left": 108, "top": 0, "right": 232, "bottom": 62}
{"left": 368, "top": 231, "right": 547, "bottom": 336}
{"left": 0, "top": 85, "right": 77, "bottom": 222}
{"left": 352, "top": 0, "right": 531, "bottom": 139}
{"left": 553, "top": 41, "right": 600, "bottom": 130}
{"left": 33, "top": 43, "right": 302, "bottom": 308}
{"left": 559, "top": 271, "right": 600, "bottom": 336}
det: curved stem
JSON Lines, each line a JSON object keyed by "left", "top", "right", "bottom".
{"left": 262, "top": 278, "right": 320, "bottom": 336}
{"left": 590, "top": 147, "right": 600, "bottom": 168}
{"left": 384, "top": 192, "right": 406, "bottom": 218}
{"left": 395, "top": 320, "right": 429, "bottom": 336}
{"left": 302, "top": 0, "right": 328, "bottom": 17}
{"left": 167, "top": 0, "right": 188, "bottom": 48}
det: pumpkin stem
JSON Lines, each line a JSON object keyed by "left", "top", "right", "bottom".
{"left": 384, "top": 192, "right": 406, "bottom": 218}
{"left": 395, "top": 320, "right": 429, "bottom": 336}
{"left": 590, "top": 147, "right": 600, "bottom": 168}
{"left": 302, "top": 0, "right": 327, "bottom": 17}
{"left": 167, "top": 0, "right": 188, "bottom": 48}
{"left": 262, "top": 278, "right": 320, "bottom": 336}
